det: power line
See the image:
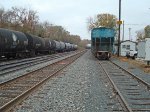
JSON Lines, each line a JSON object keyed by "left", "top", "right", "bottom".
{"left": 124, "top": 24, "right": 148, "bottom": 26}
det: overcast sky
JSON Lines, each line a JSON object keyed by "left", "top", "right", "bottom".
{"left": 0, "top": 0, "right": 150, "bottom": 40}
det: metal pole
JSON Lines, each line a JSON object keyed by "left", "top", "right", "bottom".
{"left": 129, "top": 28, "right": 131, "bottom": 40}
{"left": 122, "top": 20, "right": 124, "bottom": 41}
{"left": 117, "top": 0, "right": 121, "bottom": 57}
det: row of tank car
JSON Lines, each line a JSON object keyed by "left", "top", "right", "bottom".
{"left": 0, "top": 28, "right": 77, "bottom": 59}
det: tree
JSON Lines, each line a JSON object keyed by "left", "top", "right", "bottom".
{"left": 79, "top": 39, "right": 91, "bottom": 48}
{"left": 136, "top": 29, "right": 144, "bottom": 41}
{"left": 0, "top": 8, "right": 5, "bottom": 27}
{"left": 144, "top": 25, "right": 150, "bottom": 38}
{"left": 87, "top": 13, "right": 117, "bottom": 31}
{"left": 0, "top": 7, "right": 39, "bottom": 33}
{"left": 0, "top": 6, "right": 87, "bottom": 47}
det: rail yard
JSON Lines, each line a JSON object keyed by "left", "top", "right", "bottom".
{"left": 0, "top": 50, "right": 85, "bottom": 111}
{"left": 0, "top": 26, "right": 150, "bottom": 112}
{"left": 0, "top": 50, "right": 149, "bottom": 112}
{"left": 0, "top": 1, "right": 150, "bottom": 111}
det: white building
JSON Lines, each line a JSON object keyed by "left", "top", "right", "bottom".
{"left": 120, "top": 40, "right": 137, "bottom": 56}
{"left": 137, "top": 38, "right": 150, "bottom": 61}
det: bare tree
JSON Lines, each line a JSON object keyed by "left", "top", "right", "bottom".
{"left": 79, "top": 39, "right": 90, "bottom": 47}
{"left": 27, "top": 9, "right": 39, "bottom": 33}
{"left": 0, "top": 6, "right": 86, "bottom": 47}
{"left": 0, "top": 8, "right": 6, "bottom": 27}
{"left": 136, "top": 29, "right": 144, "bottom": 41}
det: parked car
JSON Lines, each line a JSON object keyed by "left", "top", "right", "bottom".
{"left": 126, "top": 50, "right": 137, "bottom": 59}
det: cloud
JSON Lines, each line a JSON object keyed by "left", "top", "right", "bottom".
{"left": 0, "top": 0, "right": 150, "bottom": 40}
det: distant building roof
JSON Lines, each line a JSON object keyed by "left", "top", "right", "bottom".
{"left": 120, "top": 40, "right": 137, "bottom": 43}
{"left": 114, "top": 40, "right": 137, "bottom": 46}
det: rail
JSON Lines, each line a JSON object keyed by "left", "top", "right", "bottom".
{"left": 0, "top": 50, "right": 86, "bottom": 112}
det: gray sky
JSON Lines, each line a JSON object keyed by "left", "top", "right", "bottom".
{"left": 0, "top": 0, "right": 150, "bottom": 40}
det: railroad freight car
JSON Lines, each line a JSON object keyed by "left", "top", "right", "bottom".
{"left": 74, "top": 45, "right": 78, "bottom": 50}
{"left": 24, "top": 33, "right": 45, "bottom": 56}
{"left": 0, "top": 28, "right": 28, "bottom": 59}
{"left": 91, "top": 27, "right": 115, "bottom": 60}
{"left": 59, "top": 41, "right": 66, "bottom": 52}
{"left": 65, "top": 43, "right": 71, "bottom": 51}
{"left": 68, "top": 43, "right": 72, "bottom": 51}
{"left": 43, "top": 38, "right": 52, "bottom": 54}
{"left": 86, "top": 44, "right": 91, "bottom": 49}
{"left": 0, "top": 28, "right": 78, "bottom": 59}
{"left": 51, "top": 40, "right": 61, "bottom": 52}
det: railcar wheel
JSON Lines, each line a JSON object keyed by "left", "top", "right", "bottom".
{"left": 30, "top": 51, "right": 36, "bottom": 57}
{"left": 6, "top": 55, "right": 10, "bottom": 59}
{"left": 12, "top": 54, "right": 16, "bottom": 58}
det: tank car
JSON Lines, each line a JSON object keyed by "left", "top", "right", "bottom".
{"left": 59, "top": 41, "right": 66, "bottom": 52}
{"left": 24, "top": 33, "right": 45, "bottom": 56}
{"left": 0, "top": 28, "right": 78, "bottom": 59}
{"left": 72, "top": 44, "right": 75, "bottom": 51}
{"left": 70, "top": 44, "right": 74, "bottom": 51}
{"left": 0, "top": 28, "right": 28, "bottom": 59}
{"left": 73, "top": 44, "right": 77, "bottom": 50}
{"left": 67, "top": 43, "right": 72, "bottom": 51}
{"left": 64, "top": 43, "right": 70, "bottom": 51}
{"left": 91, "top": 27, "right": 115, "bottom": 60}
{"left": 86, "top": 44, "right": 91, "bottom": 49}
{"left": 74, "top": 45, "right": 78, "bottom": 50}
{"left": 43, "top": 38, "right": 52, "bottom": 54}
{"left": 51, "top": 40, "right": 61, "bottom": 52}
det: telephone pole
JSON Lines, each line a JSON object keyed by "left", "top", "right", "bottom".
{"left": 122, "top": 20, "right": 124, "bottom": 41}
{"left": 117, "top": 0, "right": 121, "bottom": 57}
{"left": 129, "top": 28, "right": 131, "bottom": 40}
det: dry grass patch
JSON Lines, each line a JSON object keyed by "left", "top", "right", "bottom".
{"left": 113, "top": 55, "right": 150, "bottom": 73}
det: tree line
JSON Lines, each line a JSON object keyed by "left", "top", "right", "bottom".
{"left": 87, "top": 13, "right": 150, "bottom": 41}
{"left": 87, "top": 13, "right": 118, "bottom": 31}
{"left": 87, "top": 13, "right": 118, "bottom": 41}
{"left": 0, "top": 6, "right": 90, "bottom": 47}
{"left": 136, "top": 25, "right": 150, "bottom": 41}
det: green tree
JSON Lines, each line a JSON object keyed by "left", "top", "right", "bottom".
{"left": 144, "top": 25, "right": 150, "bottom": 38}
{"left": 87, "top": 13, "right": 118, "bottom": 31}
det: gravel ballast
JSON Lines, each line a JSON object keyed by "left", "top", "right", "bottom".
{"left": 12, "top": 50, "right": 123, "bottom": 112}
{"left": 111, "top": 58, "right": 150, "bottom": 83}
{"left": 0, "top": 52, "right": 78, "bottom": 84}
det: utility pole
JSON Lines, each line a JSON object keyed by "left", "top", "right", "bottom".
{"left": 117, "top": 0, "right": 121, "bottom": 57}
{"left": 129, "top": 28, "right": 131, "bottom": 40}
{"left": 122, "top": 20, "right": 124, "bottom": 41}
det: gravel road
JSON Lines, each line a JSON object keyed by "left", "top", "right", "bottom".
{"left": 12, "top": 50, "right": 123, "bottom": 112}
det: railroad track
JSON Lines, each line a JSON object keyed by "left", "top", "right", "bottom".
{"left": 0, "top": 52, "right": 74, "bottom": 67}
{"left": 99, "top": 60, "right": 150, "bottom": 112}
{"left": 0, "top": 50, "right": 85, "bottom": 112}
{"left": 0, "top": 52, "right": 75, "bottom": 76}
